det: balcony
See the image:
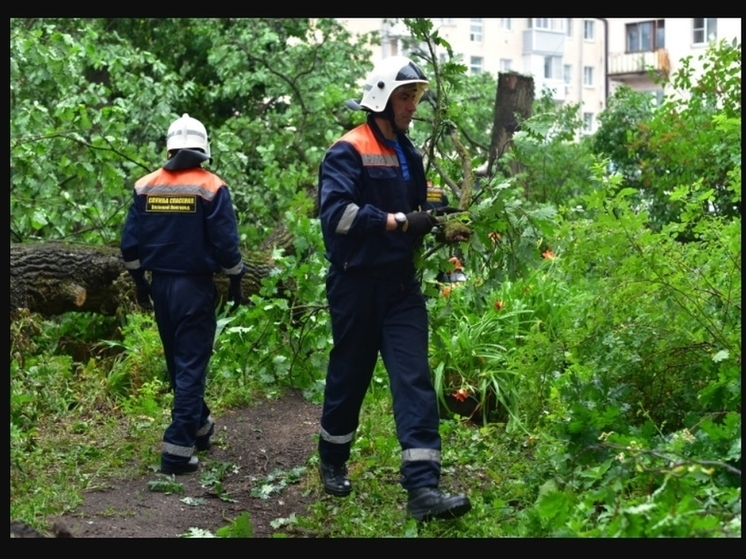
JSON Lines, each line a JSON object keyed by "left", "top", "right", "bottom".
{"left": 522, "top": 29, "right": 565, "bottom": 55}
{"left": 608, "top": 49, "right": 670, "bottom": 80}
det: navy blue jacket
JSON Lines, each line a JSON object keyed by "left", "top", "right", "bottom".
{"left": 121, "top": 161, "right": 243, "bottom": 277}
{"left": 318, "top": 116, "right": 428, "bottom": 273}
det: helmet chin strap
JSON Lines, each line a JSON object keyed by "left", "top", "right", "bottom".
{"left": 383, "top": 103, "right": 406, "bottom": 135}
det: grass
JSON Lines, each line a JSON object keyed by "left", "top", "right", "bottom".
{"left": 288, "top": 377, "right": 539, "bottom": 538}
{"left": 10, "top": 340, "right": 535, "bottom": 538}
{"left": 10, "top": 411, "right": 157, "bottom": 526}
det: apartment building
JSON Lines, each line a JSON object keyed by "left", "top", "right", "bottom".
{"left": 336, "top": 18, "right": 741, "bottom": 134}
{"left": 606, "top": 18, "right": 742, "bottom": 102}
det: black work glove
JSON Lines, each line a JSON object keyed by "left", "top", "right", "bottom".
{"left": 405, "top": 211, "right": 439, "bottom": 237}
{"left": 228, "top": 265, "right": 248, "bottom": 308}
{"left": 430, "top": 206, "right": 463, "bottom": 216}
{"left": 127, "top": 268, "right": 153, "bottom": 310}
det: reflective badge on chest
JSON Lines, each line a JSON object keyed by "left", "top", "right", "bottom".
{"left": 145, "top": 195, "right": 197, "bottom": 213}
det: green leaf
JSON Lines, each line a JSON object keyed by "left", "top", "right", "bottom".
{"left": 181, "top": 527, "right": 216, "bottom": 538}
{"left": 216, "top": 512, "right": 253, "bottom": 538}
{"left": 30, "top": 209, "right": 49, "bottom": 230}
{"left": 180, "top": 497, "right": 207, "bottom": 506}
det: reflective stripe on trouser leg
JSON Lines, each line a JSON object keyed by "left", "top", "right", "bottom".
{"left": 402, "top": 448, "right": 441, "bottom": 462}
{"left": 320, "top": 426, "right": 355, "bottom": 445}
{"left": 318, "top": 425, "right": 357, "bottom": 465}
{"left": 153, "top": 274, "right": 217, "bottom": 467}
{"left": 319, "top": 268, "right": 380, "bottom": 466}
{"left": 197, "top": 415, "right": 215, "bottom": 437}
{"left": 380, "top": 278, "right": 442, "bottom": 490}
{"left": 163, "top": 441, "right": 194, "bottom": 457}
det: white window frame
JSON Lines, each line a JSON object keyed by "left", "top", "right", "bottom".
{"left": 649, "top": 89, "right": 665, "bottom": 106}
{"left": 529, "top": 18, "right": 565, "bottom": 32}
{"left": 692, "top": 18, "right": 717, "bottom": 45}
{"left": 470, "top": 56, "right": 483, "bottom": 75}
{"left": 583, "top": 66, "right": 594, "bottom": 87}
{"left": 470, "top": 18, "right": 483, "bottom": 42}
{"left": 566, "top": 18, "right": 573, "bottom": 37}
{"left": 544, "top": 56, "right": 561, "bottom": 80}
{"left": 500, "top": 18, "right": 512, "bottom": 31}
{"left": 583, "top": 19, "right": 595, "bottom": 41}
{"left": 582, "top": 112, "right": 594, "bottom": 133}
{"left": 563, "top": 64, "right": 572, "bottom": 84}
{"left": 500, "top": 58, "right": 513, "bottom": 72}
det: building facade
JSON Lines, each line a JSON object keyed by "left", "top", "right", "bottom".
{"left": 606, "top": 18, "right": 742, "bottom": 103}
{"left": 337, "top": 18, "right": 741, "bottom": 134}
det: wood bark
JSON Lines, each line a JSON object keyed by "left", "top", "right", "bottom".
{"left": 10, "top": 236, "right": 281, "bottom": 318}
{"left": 486, "top": 72, "right": 535, "bottom": 178}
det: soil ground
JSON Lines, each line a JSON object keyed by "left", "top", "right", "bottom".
{"left": 56, "top": 390, "right": 322, "bottom": 538}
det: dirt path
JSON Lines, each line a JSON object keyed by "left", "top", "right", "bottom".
{"left": 59, "top": 390, "right": 321, "bottom": 538}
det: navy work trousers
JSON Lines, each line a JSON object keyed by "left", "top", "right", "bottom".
{"left": 319, "top": 265, "right": 441, "bottom": 490}
{"left": 151, "top": 273, "right": 216, "bottom": 469}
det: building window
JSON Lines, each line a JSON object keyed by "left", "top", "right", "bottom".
{"left": 387, "top": 38, "right": 398, "bottom": 57}
{"left": 563, "top": 64, "right": 572, "bottom": 84}
{"left": 500, "top": 18, "right": 511, "bottom": 31}
{"left": 470, "top": 56, "right": 483, "bottom": 75}
{"left": 434, "top": 18, "right": 454, "bottom": 26}
{"left": 583, "top": 66, "right": 594, "bottom": 86}
{"left": 693, "top": 18, "right": 717, "bottom": 44}
{"left": 544, "top": 56, "right": 561, "bottom": 79}
{"left": 584, "top": 19, "right": 595, "bottom": 40}
{"left": 500, "top": 58, "right": 513, "bottom": 72}
{"left": 583, "top": 112, "right": 594, "bottom": 133}
{"left": 626, "top": 20, "right": 665, "bottom": 52}
{"left": 529, "top": 18, "right": 565, "bottom": 32}
{"left": 470, "top": 18, "right": 483, "bottom": 42}
{"left": 566, "top": 18, "right": 573, "bottom": 37}
{"left": 649, "top": 89, "right": 665, "bottom": 106}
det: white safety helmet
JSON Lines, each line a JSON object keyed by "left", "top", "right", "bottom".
{"left": 166, "top": 113, "right": 210, "bottom": 158}
{"left": 355, "top": 55, "right": 429, "bottom": 113}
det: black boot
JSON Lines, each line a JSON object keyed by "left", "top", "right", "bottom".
{"left": 196, "top": 423, "right": 215, "bottom": 452}
{"left": 160, "top": 455, "right": 199, "bottom": 475}
{"left": 407, "top": 487, "right": 471, "bottom": 521}
{"left": 319, "top": 461, "right": 352, "bottom": 496}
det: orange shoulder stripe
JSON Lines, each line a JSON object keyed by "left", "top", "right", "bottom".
{"left": 336, "top": 124, "right": 399, "bottom": 167}
{"left": 134, "top": 168, "right": 225, "bottom": 201}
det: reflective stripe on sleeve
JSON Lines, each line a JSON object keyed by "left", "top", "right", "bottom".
{"left": 221, "top": 261, "right": 244, "bottom": 276}
{"left": 335, "top": 203, "right": 359, "bottom": 234}
{"left": 320, "top": 426, "right": 355, "bottom": 444}
{"left": 123, "top": 259, "right": 142, "bottom": 270}
{"left": 402, "top": 448, "right": 441, "bottom": 463}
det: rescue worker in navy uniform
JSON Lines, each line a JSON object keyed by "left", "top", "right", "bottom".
{"left": 317, "top": 56, "right": 471, "bottom": 521}
{"left": 121, "top": 114, "right": 246, "bottom": 475}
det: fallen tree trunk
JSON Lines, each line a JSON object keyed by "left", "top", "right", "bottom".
{"left": 10, "top": 241, "right": 275, "bottom": 318}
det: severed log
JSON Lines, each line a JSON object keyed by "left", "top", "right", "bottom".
{"left": 10, "top": 241, "right": 274, "bottom": 318}
{"left": 10, "top": 241, "right": 274, "bottom": 317}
